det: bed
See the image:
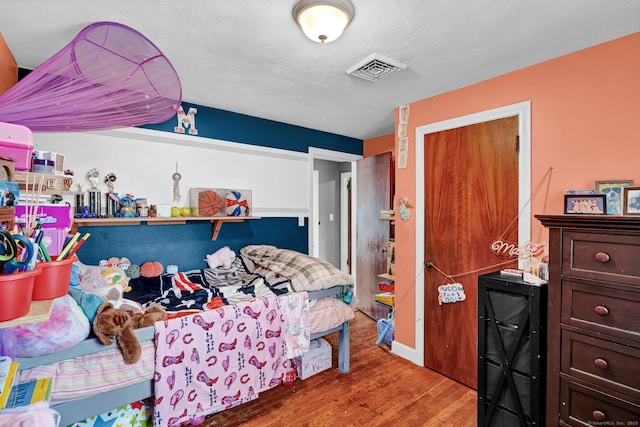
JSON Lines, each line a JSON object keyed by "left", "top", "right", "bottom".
{"left": 15, "top": 245, "right": 354, "bottom": 426}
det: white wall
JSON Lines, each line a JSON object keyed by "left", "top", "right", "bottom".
{"left": 32, "top": 127, "right": 310, "bottom": 218}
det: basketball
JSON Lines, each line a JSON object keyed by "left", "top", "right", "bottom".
{"left": 198, "top": 190, "right": 223, "bottom": 217}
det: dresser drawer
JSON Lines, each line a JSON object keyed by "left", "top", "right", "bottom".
{"left": 562, "top": 330, "right": 640, "bottom": 399}
{"left": 562, "top": 280, "right": 640, "bottom": 344}
{"left": 560, "top": 379, "right": 640, "bottom": 426}
{"left": 562, "top": 231, "right": 640, "bottom": 286}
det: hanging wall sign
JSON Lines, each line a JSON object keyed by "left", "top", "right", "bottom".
{"left": 437, "top": 282, "right": 466, "bottom": 305}
{"left": 490, "top": 239, "right": 548, "bottom": 259}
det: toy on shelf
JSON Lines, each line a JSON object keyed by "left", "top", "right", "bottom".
{"left": 109, "top": 193, "right": 143, "bottom": 218}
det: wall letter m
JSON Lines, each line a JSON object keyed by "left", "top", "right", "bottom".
{"left": 174, "top": 106, "right": 198, "bottom": 135}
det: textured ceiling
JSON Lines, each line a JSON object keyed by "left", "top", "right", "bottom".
{"left": 0, "top": 0, "right": 639, "bottom": 140}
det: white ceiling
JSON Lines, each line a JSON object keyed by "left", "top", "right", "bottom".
{"left": 1, "top": 0, "right": 639, "bottom": 140}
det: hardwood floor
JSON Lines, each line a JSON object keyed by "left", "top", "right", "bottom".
{"left": 201, "top": 310, "right": 477, "bottom": 426}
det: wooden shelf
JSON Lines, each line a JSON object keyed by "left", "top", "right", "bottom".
{"left": 72, "top": 216, "right": 260, "bottom": 240}
{"left": 377, "top": 273, "right": 395, "bottom": 281}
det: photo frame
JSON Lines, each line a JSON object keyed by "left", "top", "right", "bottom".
{"left": 564, "top": 194, "right": 606, "bottom": 215}
{"left": 595, "top": 180, "right": 635, "bottom": 215}
{"left": 622, "top": 186, "right": 640, "bottom": 215}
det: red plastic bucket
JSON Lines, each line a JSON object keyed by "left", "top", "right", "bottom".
{"left": 0, "top": 267, "right": 41, "bottom": 322}
{"left": 32, "top": 256, "right": 77, "bottom": 300}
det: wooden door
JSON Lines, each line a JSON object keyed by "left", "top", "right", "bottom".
{"left": 423, "top": 116, "right": 519, "bottom": 388}
{"left": 356, "top": 152, "right": 392, "bottom": 320}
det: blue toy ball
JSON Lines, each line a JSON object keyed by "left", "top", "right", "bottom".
{"left": 342, "top": 289, "right": 353, "bottom": 304}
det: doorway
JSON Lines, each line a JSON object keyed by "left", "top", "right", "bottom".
{"left": 395, "top": 101, "right": 531, "bottom": 370}
{"left": 308, "top": 148, "right": 361, "bottom": 273}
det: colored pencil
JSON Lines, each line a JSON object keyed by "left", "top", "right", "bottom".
{"left": 56, "top": 232, "right": 81, "bottom": 261}
{"left": 39, "top": 241, "right": 52, "bottom": 262}
{"left": 65, "top": 233, "right": 90, "bottom": 260}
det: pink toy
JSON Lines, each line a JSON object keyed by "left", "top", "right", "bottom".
{"left": 205, "top": 246, "right": 236, "bottom": 269}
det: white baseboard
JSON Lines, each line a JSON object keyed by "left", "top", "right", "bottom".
{"left": 391, "top": 340, "right": 423, "bottom": 366}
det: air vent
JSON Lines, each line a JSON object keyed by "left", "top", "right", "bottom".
{"left": 345, "top": 53, "right": 407, "bottom": 82}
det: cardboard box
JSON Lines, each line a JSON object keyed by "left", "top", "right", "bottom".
{"left": 293, "top": 338, "right": 332, "bottom": 380}
{"left": 189, "top": 188, "right": 226, "bottom": 217}
{"left": 0, "top": 122, "right": 34, "bottom": 171}
{"left": 15, "top": 204, "right": 72, "bottom": 229}
{"left": 34, "top": 151, "right": 65, "bottom": 175}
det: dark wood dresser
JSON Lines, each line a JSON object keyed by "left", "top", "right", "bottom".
{"left": 537, "top": 215, "right": 640, "bottom": 426}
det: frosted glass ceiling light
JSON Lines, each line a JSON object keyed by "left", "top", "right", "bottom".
{"left": 293, "top": 0, "right": 354, "bottom": 43}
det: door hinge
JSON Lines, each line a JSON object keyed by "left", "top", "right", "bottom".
{"left": 515, "top": 135, "right": 520, "bottom": 155}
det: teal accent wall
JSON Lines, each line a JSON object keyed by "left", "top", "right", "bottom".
{"left": 142, "top": 102, "right": 362, "bottom": 155}
{"left": 77, "top": 217, "right": 307, "bottom": 271}
{"left": 78, "top": 103, "right": 362, "bottom": 267}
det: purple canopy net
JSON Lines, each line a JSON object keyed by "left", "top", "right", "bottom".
{"left": 0, "top": 22, "right": 182, "bottom": 131}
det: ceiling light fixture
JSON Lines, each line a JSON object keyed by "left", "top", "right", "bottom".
{"left": 293, "top": 0, "right": 354, "bottom": 44}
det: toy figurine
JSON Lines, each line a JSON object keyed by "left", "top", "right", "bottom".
{"left": 109, "top": 193, "right": 143, "bottom": 217}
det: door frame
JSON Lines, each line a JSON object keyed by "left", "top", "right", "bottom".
{"left": 308, "top": 148, "right": 362, "bottom": 278}
{"left": 340, "top": 172, "right": 352, "bottom": 273}
{"left": 312, "top": 170, "right": 320, "bottom": 257}
{"left": 395, "top": 101, "right": 531, "bottom": 366}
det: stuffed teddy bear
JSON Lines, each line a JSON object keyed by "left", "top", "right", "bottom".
{"left": 93, "top": 302, "right": 166, "bottom": 364}
{"left": 205, "top": 246, "right": 236, "bottom": 269}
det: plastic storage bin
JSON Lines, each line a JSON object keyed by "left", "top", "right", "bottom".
{"left": 0, "top": 122, "right": 34, "bottom": 171}
{"left": 0, "top": 267, "right": 41, "bottom": 322}
{"left": 32, "top": 256, "right": 76, "bottom": 300}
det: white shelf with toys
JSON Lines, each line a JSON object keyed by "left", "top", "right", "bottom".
{"left": 72, "top": 216, "right": 260, "bottom": 240}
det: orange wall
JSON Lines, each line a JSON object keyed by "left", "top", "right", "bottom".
{"left": 365, "top": 32, "right": 640, "bottom": 351}
{"left": 363, "top": 133, "right": 394, "bottom": 158}
{"left": 0, "top": 33, "right": 18, "bottom": 95}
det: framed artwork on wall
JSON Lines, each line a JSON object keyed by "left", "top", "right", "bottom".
{"left": 564, "top": 194, "right": 606, "bottom": 215}
{"left": 622, "top": 186, "right": 640, "bottom": 215}
{"left": 595, "top": 180, "right": 635, "bottom": 215}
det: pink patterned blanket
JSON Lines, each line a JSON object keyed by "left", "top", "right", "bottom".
{"left": 153, "top": 292, "right": 309, "bottom": 427}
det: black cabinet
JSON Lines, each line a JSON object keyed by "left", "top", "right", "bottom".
{"left": 477, "top": 272, "right": 547, "bottom": 426}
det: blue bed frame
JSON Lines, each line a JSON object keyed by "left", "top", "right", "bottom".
{"left": 16, "top": 285, "right": 352, "bottom": 426}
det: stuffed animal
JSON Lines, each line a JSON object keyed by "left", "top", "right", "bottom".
{"left": 126, "top": 264, "right": 141, "bottom": 279}
{"left": 131, "top": 305, "right": 167, "bottom": 329}
{"left": 93, "top": 302, "right": 166, "bottom": 364}
{"left": 109, "top": 193, "right": 143, "bottom": 218}
{"left": 205, "top": 246, "right": 236, "bottom": 269}
{"left": 140, "top": 261, "right": 164, "bottom": 278}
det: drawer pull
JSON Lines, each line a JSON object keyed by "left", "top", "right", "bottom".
{"left": 594, "top": 305, "right": 609, "bottom": 316}
{"left": 594, "top": 358, "right": 608, "bottom": 370}
{"left": 592, "top": 410, "right": 606, "bottom": 421}
{"left": 594, "top": 252, "right": 610, "bottom": 263}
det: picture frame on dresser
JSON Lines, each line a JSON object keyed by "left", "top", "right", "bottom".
{"left": 595, "top": 179, "right": 635, "bottom": 215}
{"left": 622, "top": 186, "right": 640, "bottom": 215}
{"left": 564, "top": 194, "right": 606, "bottom": 215}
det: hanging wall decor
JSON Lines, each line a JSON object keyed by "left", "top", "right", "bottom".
{"left": 0, "top": 22, "right": 182, "bottom": 132}
{"left": 397, "top": 196, "right": 413, "bottom": 221}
